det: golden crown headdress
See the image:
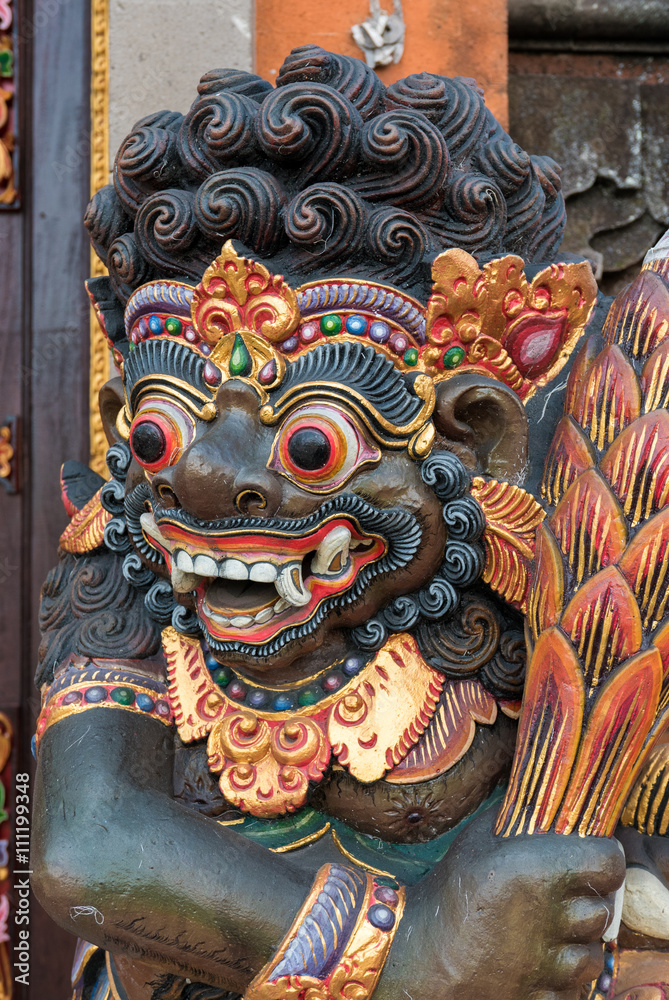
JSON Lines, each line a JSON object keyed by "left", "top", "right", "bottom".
{"left": 91, "top": 240, "right": 597, "bottom": 404}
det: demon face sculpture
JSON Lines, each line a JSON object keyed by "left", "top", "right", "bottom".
{"left": 32, "top": 45, "right": 669, "bottom": 1000}
{"left": 78, "top": 239, "right": 594, "bottom": 822}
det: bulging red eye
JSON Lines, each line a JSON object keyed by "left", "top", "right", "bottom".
{"left": 268, "top": 403, "right": 381, "bottom": 492}
{"left": 286, "top": 425, "right": 337, "bottom": 475}
{"left": 130, "top": 419, "right": 168, "bottom": 466}
{"left": 129, "top": 399, "right": 195, "bottom": 472}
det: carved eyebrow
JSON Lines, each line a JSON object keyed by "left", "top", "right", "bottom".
{"left": 123, "top": 339, "right": 213, "bottom": 416}
{"left": 261, "top": 341, "right": 434, "bottom": 447}
{"left": 270, "top": 342, "right": 423, "bottom": 423}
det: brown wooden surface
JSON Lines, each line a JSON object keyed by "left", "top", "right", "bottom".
{"left": 0, "top": 211, "right": 24, "bottom": 708}
{"left": 0, "top": 0, "right": 91, "bottom": 994}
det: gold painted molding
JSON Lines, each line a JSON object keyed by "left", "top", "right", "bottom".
{"left": 89, "top": 0, "right": 109, "bottom": 475}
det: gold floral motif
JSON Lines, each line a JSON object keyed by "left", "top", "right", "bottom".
{"left": 191, "top": 241, "right": 300, "bottom": 347}
{"left": 0, "top": 86, "right": 15, "bottom": 206}
{"left": 163, "top": 628, "right": 443, "bottom": 817}
{"left": 208, "top": 330, "right": 286, "bottom": 392}
{"left": 425, "top": 249, "right": 597, "bottom": 400}
{"left": 209, "top": 712, "right": 330, "bottom": 815}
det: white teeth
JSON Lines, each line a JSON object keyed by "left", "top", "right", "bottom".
{"left": 275, "top": 563, "right": 311, "bottom": 607}
{"left": 274, "top": 597, "right": 290, "bottom": 613}
{"left": 220, "top": 558, "right": 249, "bottom": 580}
{"left": 176, "top": 550, "right": 194, "bottom": 573}
{"left": 312, "top": 526, "right": 351, "bottom": 576}
{"left": 203, "top": 604, "right": 276, "bottom": 628}
{"left": 171, "top": 566, "right": 200, "bottom": 593}
{"left": 249, "top": 562, "right": 278, "bottom": 583}
{"left": 208, "top": 609, "right": 230, "bottom": 626}
{"left": 172, "top": 553, "right": 277, "bottom": 581}
{"left": 193, "top": 554, "right": 219, "bottom": 577}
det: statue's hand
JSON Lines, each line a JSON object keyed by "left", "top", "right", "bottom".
{"left": 378, "top": 807, "right": 625, "bottom": 1000}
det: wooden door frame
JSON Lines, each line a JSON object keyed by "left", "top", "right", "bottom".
{"left": 0, "top": 0, "right": 93, "bottom": 994}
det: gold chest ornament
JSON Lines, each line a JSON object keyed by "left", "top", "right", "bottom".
{"left": 163, "top": 627, "right": 444, "bottom": 818}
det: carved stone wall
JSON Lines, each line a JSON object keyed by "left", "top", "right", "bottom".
{"left": 108, "top": 0, "right": 254, "bottom": 165}
{"left": 508, "top": 1, "right": 669, "bottom": 296}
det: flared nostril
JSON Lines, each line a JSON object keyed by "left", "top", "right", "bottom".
{"left": 156, "top": 483, "right": 181, "bottom": 510}
{"left": 235, "top": 489, "right": 268, "bottom": 516}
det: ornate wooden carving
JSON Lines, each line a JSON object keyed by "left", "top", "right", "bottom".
{"left": 32, "top": 42, "right": 669, "bottom": 1000}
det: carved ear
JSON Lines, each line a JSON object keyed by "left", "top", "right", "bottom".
{"left": 99, "top": 377, "right": 126, "bottom": 446}
{"left": 434, "top": 374, "right": 529, "bottom": 484}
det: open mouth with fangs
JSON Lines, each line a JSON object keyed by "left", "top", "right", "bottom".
{"left": 140, "top": 511, "right": 387, "bottom": 644}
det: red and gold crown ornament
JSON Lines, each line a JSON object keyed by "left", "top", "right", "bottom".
{"left": 94, "top": 240, "right": 597, "bottom": 406}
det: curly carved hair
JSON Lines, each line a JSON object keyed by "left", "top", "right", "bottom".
{"left": 85, "top": 45, "right": 566, "bottom": 313}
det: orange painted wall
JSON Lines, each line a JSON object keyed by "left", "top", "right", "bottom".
{"left": 254, "top": 0, "right": 508, "bottom": 128}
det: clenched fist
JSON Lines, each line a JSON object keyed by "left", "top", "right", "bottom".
{"left": 376, "top": 807, "right": 625, "bottom": 1000}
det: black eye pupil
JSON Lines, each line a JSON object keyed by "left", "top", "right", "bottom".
{"left": 131, "top": 420, "right": 166, "bottom": 464}
{"left": 287, "top": 427, "right": 331, "bottom": 471}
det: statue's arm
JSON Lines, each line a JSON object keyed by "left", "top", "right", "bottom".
{"left": 31, "top": 705, "right": 312, "bottom": 994}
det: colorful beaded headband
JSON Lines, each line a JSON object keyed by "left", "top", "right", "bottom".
{"left": 102, "top": 241, "right": 598, "bottom": 403}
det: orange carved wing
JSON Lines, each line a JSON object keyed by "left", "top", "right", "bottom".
{"left": 498, "top": 236, "right": 669, "bottom": 838}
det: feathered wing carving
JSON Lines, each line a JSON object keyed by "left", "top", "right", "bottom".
{"left": 471, "top": 477, "right": 545, "bottom": 614}
{"left": 497, "top": 236, "right": 669, "bottom": 838}
{"left": 621, "top": 742, "right": 669, "bottom": 836}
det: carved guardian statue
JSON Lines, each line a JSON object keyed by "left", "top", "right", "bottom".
{"left": 32, "top": 46, "right": 669, "bottom": 1000}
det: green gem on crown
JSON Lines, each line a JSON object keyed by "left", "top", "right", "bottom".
{"left": 320, "top": 314, "right": 343, "bottom": 336}
{"left": 164, "top": 317, "right": 183, "bottom": 336}
{"left": 443, "top": 346, "right": 466, "bottom": 369}
{"left": 110, "top": 687, "right": 135, "bottom": 706}
{"left": 229, "top": 333, "right": 253, "bottom": 377}
{"left": 403, "top": 348, "right": 419, "bottom": 366}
